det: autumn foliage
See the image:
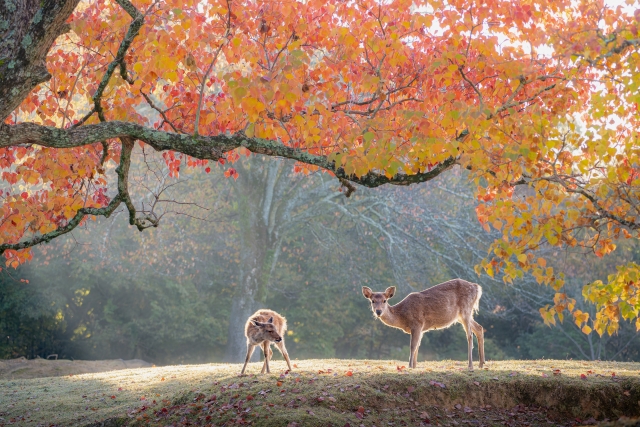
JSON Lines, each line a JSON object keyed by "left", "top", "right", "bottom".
{"left": 0, "top": 0, "right": 639, "bottom": 336}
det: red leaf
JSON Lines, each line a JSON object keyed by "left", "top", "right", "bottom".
{"left": 21, "top": 192, "right": 28, "bottom": 199}
{"left": 345, "top": 371, "right": 353, "bottom": 376}
{"left": 205, "top": 167, "right": 211, "bottom": 173}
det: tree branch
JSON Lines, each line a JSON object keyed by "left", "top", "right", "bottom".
{"left": 92, "top": 0, "right": 145, "bottom": 122}
{"left": 0, "top": 121, "right": 458, "bottom": 188}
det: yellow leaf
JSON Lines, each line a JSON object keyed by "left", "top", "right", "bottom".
{"left": 204, "top": 113, "right": 216, "bottom": 126}
{"left": 582, "top": 325, "right": 592, "bottom": 334}
{"left": 245, "top": 123, "right": 255, "bottom": 137}
{"left": 233, "top": 87, "right": 248, "bottom": 102}
{"left": 517, "top": 254, "right": 527, "bottom": 263}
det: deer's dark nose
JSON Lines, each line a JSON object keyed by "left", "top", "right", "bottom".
{"left": 275, "top": 337, "right": 282, "bottom": 342}
{"left": 376, "top": 310, "right": 382, "bottom": 316}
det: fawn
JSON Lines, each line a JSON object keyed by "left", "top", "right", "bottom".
{"left": 362, "top": 278, "right": 485, "bottom": 371}
{"left": 240, "top": 309, "right": 293, "bottom": 375}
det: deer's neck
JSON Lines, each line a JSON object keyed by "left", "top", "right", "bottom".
{"left": 380, "top": 304, "right": 404, "bottom": 328}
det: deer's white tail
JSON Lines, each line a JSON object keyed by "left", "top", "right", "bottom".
{"left": 473, "top": 284, "right": 482, "bottom": 314}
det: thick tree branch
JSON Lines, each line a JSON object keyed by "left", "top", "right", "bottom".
{"left": 0, "top": 121, "right": 458, "bottom": 189}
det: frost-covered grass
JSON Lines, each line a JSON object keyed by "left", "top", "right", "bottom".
{"left": 1, "top": 359, "right": 640, "bottom": 426}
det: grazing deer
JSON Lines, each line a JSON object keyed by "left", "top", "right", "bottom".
{"left": 240, "top": 309, "right": 293, "bottom": 375}
{"left": 362, "top": 278, "right": 485, "bottom": 371}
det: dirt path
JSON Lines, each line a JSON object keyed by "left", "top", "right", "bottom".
{"left": 0, "top": 357, "right": 152, "bottom": 380}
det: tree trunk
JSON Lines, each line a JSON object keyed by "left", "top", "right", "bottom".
{"left": 222, "top": 161, "right": 275, "bottom": 362}
{"left": 223, "top": 290, "right": 262, "bottom": 363}
{"left": 222, "top": 217, "right": 267, "bottom": 362}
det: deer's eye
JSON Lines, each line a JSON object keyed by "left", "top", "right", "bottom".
{"left": 383, "top": 300, "right": 387, "bottom": 303}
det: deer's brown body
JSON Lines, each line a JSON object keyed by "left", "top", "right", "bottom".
{"left": 363, "top": 278, "right": 485, "bottom": 370}
{"left": 240, "top": 309, "right": 293, "bottom": 375}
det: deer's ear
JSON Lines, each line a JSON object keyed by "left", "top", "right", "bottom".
{"left": 362, "top": 286, "right": 373, "bottom": 298}
{"left": 384, "top": 286, "right": 396, "bottom": 299}
{"left": 267, "top": 317, "right": 273, "bottom": 324}
{"left": 252, "top": 319, "right": 264, "bottom": 327}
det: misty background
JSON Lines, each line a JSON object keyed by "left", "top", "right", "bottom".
{"left": 2, "top": 147, "right": 640, "bottom": 365}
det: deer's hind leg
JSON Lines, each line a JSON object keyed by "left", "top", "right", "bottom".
{"left": 261, "top": 341, "right": 273, "bottom": 374}
{"left": 275, "top": 340, "right": 293, "bottom": 371}
{"left": 241, "top": 344, "right": 257, "bottom": 375}
{"left": 460, "top": 316, "right": 474, "bottom": 371}
{"left": 409, "top": 329, "right": 423, "bottom": 369}
{"left": 471, "top": 319, "right": 485, "bottom": 368}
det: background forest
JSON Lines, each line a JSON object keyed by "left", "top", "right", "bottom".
{"left": 2, "top": 150, "right": 639, "bottom": 365}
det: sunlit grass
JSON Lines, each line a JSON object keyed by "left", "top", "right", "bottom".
{"left": 1, "top": 359, "right": 639, "bottom": 426}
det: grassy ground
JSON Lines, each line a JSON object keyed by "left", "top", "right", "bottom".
{"left": 1, "top": 359, "right": 640, "bottom": 427}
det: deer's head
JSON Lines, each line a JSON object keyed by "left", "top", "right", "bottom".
{"left": 251, "top": 317, "right": 282, "bottom": 342}
{"left": 362, "top": 286, "right": 396, "bottom": 317}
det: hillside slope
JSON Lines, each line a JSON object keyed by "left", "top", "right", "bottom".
{"left": 1, "top": 359, "right": 639, "bottom": 426}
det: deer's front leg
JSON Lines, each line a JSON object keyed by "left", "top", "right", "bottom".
{"left": 261, "top": 342, "right": 272, "bottom": 374}
{"left": 409, "top": 329, "right": 422, "bottom": 369}
{"left": 275, "top": 340, "right": 293, "bottom": 372}
{"left": 241, "top": 344, "right": 256, "bottom": 375}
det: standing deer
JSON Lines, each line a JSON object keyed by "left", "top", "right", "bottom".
{"left": 362, "top": 278, "right": 485, "bottom": 371}
{"left": 240, "top": 309, "right": 293, "bottom": 375}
